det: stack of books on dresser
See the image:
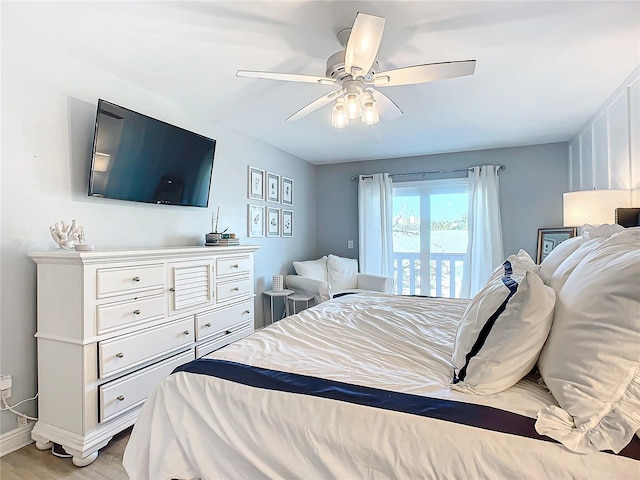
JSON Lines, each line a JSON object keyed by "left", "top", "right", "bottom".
{"left": 205, "top": 232, "right": 239, "bottom": 246}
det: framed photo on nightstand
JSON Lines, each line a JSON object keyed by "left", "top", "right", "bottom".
{"left": 536, "top": 227, "right": 576, "bottom": 263}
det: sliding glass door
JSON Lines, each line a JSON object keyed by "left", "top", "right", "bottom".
{"left": 392, "top": 178, "right": 468, "bottom": 298}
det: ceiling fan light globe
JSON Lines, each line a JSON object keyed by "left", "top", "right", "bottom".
{"left": 331, "top": 99, "right": 349, "bottom": 128}
{"left": 345, "top": 92, "right": 362, "bottom": 119}
{"left": 361, "top": 94, "right": 379, "bottom": 126}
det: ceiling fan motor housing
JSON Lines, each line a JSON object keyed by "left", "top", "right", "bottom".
{"left": 325, "top": 50, "right": 379, "bottom": 83}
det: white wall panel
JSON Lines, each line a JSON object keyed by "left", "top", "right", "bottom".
{"left": 629, "top": 77, "right": 640, "bottom": 191}
{"left": 579, "top": 128, "right": 594, "bottom": 190}
{"left": 607, "top": 90, "right": 631, "bottom": 189}
{"left": 591, "top": 112, "right": 609, "bottom": 189}
{"left": 569, "top": 139, "right": 581, "bottom": 191}
{"left": 567, "top": 67, "right": 639, "bottom": 200}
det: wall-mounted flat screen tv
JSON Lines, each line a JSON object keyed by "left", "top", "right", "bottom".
{"left": 88, "top": 99, "right": 216, "bottom": 207}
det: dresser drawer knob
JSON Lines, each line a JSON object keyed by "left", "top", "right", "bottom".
{"left": 232, "top": 287, "right": 240, "bottom": 292}
{"left": 132, "top": 276, "right": 141, "bottom": 282}
{"left": 183, "top": 330, "right": 190, "bottom": 335}
{"left": 231, "top": 264, "right": 239, "bottom": 268}
{"left": 243, "top": 310, "right": 250, "bottom": 315}
{"left": 117, "top": 395, "right": 125, "bottom": 401}
{"left": 204, "top": 322, "right": 212, "bottom": 327}
{"left": 133, "top": 309, "right": 141, "bottom": 315}
{"left": 169, "top": 287, "right": 175, "bottom": 292}
{"left": 115, "top": 352, "right": 124, "bottom": 358}
{"left": 225, "top": 330, "right": 232, "bottom": 335}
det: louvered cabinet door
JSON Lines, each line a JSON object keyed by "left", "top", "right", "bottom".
{"left": 168, "top": 259, "right": 215, "bottom": 314}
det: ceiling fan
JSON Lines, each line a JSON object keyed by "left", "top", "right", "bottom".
{"left": 236, "top": 12, "right": 476, "bottom": 128}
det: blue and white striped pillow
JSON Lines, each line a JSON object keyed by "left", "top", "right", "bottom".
{"left": 452, "top": 252, "right": 556, "bottom": 395}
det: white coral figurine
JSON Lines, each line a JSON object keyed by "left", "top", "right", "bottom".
{"left": 49, "top": 219, "right": 83, "bottom": 249}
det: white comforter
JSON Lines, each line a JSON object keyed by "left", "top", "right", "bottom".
{"left": 123, "top": 293, "right": 638, "bottom": 479}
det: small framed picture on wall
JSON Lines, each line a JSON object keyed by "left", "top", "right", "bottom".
{"left": 281, "top": 209, "right": 293, "bottom": 237}
{"left": 248, "top": 204, "right": 265, "bottom": 237}
{"left": 267, "top": 207, "right": 280, "bottom": 237}
{"left": 281, "top": 176, "right": 293, "bottom": 206}
{"left": 248, "top": 166, "right": 264, "bottom": 201}
{"left": 266, "top": 172, "right": 280, "bottom": 203}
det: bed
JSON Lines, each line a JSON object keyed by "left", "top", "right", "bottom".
{"left": 123, "top": 227, "right": 639, "bottom": 479}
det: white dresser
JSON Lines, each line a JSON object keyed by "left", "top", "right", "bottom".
{"left": 28, "top": 245, "right": 259, "bottom": 466}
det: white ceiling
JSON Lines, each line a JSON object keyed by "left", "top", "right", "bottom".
{"left": 7, "top": 1, "right": 640, "bottom": 164}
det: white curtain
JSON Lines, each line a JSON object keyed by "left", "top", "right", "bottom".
{"left": 358, "top": 173, "right": 393, "bottom": 277}
{"left": 461, "top": 165, "right": 504, "bottom": 298}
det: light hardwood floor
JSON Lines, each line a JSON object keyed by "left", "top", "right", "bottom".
{"left": 0, "top": 428, "right": 130, "bottom": 479}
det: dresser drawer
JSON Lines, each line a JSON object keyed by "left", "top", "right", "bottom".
{"left": 216, "top": 278, "right": 252, "bottom": 303}
{"left": 96, "top": 264, "right": 165, "bottom": 298}
{"left": 216, "top": 256, "right": 252, "bottom": 278}
{"left": 97, "top": 294, "right": 166, "bottom": 335}
{"left": 196, "top": 321, "right": 253, "bottom": 358}
{"left": 98, "top": 317, "right": 194, "bottom": 378}
{"left": 196, "top": 300, "right": 253, "bottom": 341}
{"left": 99, "top": 349, "right": 194, "bottom": 423}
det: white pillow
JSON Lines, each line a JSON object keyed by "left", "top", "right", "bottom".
{"left": 485, "top": 249, "right": 538, "bottom": 283}
{"left": 452, "top": 253, "right": 556, "bottom": 395}
{"left": 582, "top": 223, "right": 625, "bottom": 239}
{"left": 326, "top": 254, "right": 358, "bottom": 291}
{"left": 538, "top": 236, "right": 586, "bottom": 284}
{"left": 293, "top": 256, "right": 328, "bottom": 282}
{"left": 547, "top": 237, "right": 606, "bottom": 292}
{"left": 536, "top": 231, "right": 640, "bottom": 454}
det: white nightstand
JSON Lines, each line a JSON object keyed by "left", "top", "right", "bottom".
{"left": 262, "top": 289, "right": 294, "bottom": 326}
{"left": 287, "top": 293, "right": 314, "bottom": 314}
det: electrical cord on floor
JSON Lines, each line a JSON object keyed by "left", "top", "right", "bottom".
{"left": 0, "top": 394, "right": 38, "bottom": 421}
{"left": 51, "top": 444, "right": 72, "bottom": 458}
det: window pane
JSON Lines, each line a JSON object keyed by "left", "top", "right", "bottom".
{"left": 392, "top": 181, "right": 467, "bottom": 298}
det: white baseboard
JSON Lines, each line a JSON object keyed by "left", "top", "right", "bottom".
{"left": 0, "top": 422, "right": 35, "bottom": 457}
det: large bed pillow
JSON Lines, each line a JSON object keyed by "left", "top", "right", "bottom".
{"left": 546, "top": 237, "right": 607, "bottom": 292}
{"left": 537, "top": 224, "right": 625, "bottom": 285}
{"left": 452, "top": 253, "right": 556, "bottom": 395}
{"left": 536, "top": 230, "right": 640, "bottom": 454}
{"left": 582, "top": 222, "right": 625, "bottom": 239}
{"left": 537, "top": 235, "right": 586, "bottom": 284}
{"left": 326, "top": 254, "right": 358, "bottom": 291}
{"left": 293, "top": 256, "right": 328, "bottom": 282}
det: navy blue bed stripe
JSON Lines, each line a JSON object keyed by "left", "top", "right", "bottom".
{"left": 173, "top": 358, "right": 639, "bottom": 460}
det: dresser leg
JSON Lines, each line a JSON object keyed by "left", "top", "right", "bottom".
{"left": 72, "top": 451, "right": 99, "bottom": 467}
{"left": 34, "top": 440, "right": 53, "bottom": 451}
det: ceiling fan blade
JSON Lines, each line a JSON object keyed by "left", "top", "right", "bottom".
{"left": 236, "top": 70, "right": 337, "bottom": 86}
{"left": 372, "top": 60, "right": 476, "bottom": 87}
{"left": 344, "top": 13, "right": 385, "bottom": 78}
{"left": 286, "top": 90, "right": 342, "bottom": 122}
{"left": 369, "top": 89, "right": 403, "bottom": 120}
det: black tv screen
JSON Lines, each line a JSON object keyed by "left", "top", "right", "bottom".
{"left": 88, "top": 99, "right": 216, "bottom": 207}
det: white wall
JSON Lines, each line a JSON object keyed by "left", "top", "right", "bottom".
{"left": 568, "top": 66, "right": 639, "bottom": 201}
{"left": 0, "top": 14, "right": 316, "bottom": 436}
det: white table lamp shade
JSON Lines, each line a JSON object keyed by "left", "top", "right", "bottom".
{"left": 563, "top": 190, "right": 631, "bottom": 226}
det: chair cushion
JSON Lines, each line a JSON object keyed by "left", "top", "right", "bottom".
{"left": 327, "top": 255, "right": 358, "bottom": 291}
{"left": 293, "top": 256, "right": 328, "bottom": 282}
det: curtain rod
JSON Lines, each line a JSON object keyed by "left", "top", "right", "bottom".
{"left": 351, "top": 165, "right": 505, "bottom": 181}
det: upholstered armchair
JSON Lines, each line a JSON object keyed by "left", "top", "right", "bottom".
{"left": 285, "top": 254, "right": 394, "bottom": 303}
